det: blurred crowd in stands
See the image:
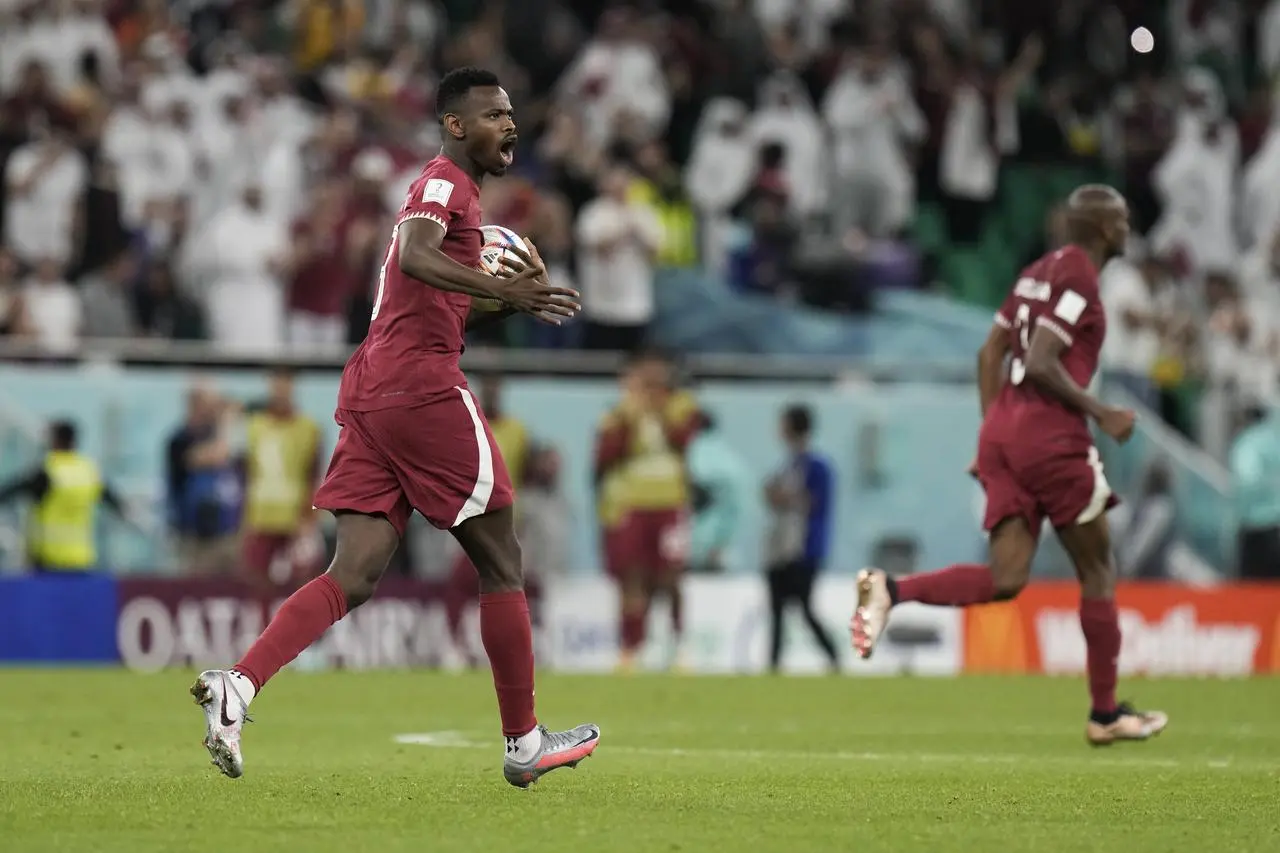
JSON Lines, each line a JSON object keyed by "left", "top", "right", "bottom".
{"left": 2, "top": 1, "right": 1280, "bottom": 459}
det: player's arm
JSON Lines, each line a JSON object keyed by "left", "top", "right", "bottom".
{"left": 0, "top": 468, "right": 48, "bottom": 504}
{"left": 101, "top": 483, "right": 146, "bottom": 531}
{"left": 399, "top": 219, "right": 579, "bottom": 320}
{"left": 977, "top": 322, "right": 1011, "bottom": 417}
{"left": 593, "top": 414, "right": 630, "bottom": 485}
{"left": 102, "top": 484, "right": 126, "bottom": 515}
{"left": 397, "top": 217, "right": 507, "bottom": 299}
{"left": 662, "top": 393, "right": 699, "bottom": 451}
{"left": 465, "top": 300, "right": 518, "bottom": 331}
{"left": 1023, "top": 326, "right": 1109, "bottom": 419}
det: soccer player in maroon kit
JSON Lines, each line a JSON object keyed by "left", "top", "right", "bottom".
{"left": 190, "top": 68, "right": 601, "bottom": 787}
{"left": 851, "top": 185, "right": 1169, "bottom": 746}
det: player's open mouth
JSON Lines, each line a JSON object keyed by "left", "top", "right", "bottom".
{"left": 499, "top": 136, "right": 517, "bottom": 166}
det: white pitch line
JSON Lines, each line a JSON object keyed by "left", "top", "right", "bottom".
{"left": 393, "top": 733, "right": 1262, "bottom": 771}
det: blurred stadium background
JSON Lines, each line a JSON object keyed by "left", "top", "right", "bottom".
{"left": 4, "top": 3, "right": 1280, "bottom": 852}
{"left": 2, "top": 2, "right": 1279, "bottom": 681}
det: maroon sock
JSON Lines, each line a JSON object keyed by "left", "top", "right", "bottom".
{"left": 235, "top": 573, "right": 347, "bottom": 692}
{"left": 479, "top": 591, "right": 538, "bottom": 738}
{"left": 620, "top": 609, "right": 646, "bottom": 651}
{"left": 1079, "top": 597, "right": 1121, "bottom": 715}
{"left": 894, "top": 564, "right": 998, "bottom": 606}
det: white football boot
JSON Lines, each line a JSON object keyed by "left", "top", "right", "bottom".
{"left": 189, "top": 670, "right": 253, "bottom": 778}
{"left": 1086, "top": 702, "right": 1170, "bottom": 746}
{"left": 850, "top": 568, "right": 893, "bottom": 659}
{"left": 503, "top": 723, "right": 601, "bottom": 788}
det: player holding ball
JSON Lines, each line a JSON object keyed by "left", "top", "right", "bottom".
{"left": 191, "top": 68, "right": 600, "bottom": 788}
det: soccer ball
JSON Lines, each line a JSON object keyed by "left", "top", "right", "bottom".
{"left": 479, "top": 225, "right": 529, "bottom": 276}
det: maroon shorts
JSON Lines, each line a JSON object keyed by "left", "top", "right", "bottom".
{"left": 978, "top": 437, "right": 1118, "bottom": 533}
{"left": 241, "top": 532, "right": 322, "bottom": 584}
{"left": 312, "top": 387, "right": 514, "bottom": 535}
{"left": 611, "top": 508, "right": 689, "bottom": 576}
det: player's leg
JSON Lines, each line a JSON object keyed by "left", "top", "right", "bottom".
{"left": 851, "top": 436, "right": 1040, "bottom": 659}
{"left": 795, "top": 561, "right": 840, "bottom": 670}
{"left": 655, "top": 511, "right": 689, "bottom": 670}
{"left": 235, "top": 516, "right": 401, "bottom": 688}
{"left": 896, "top": 514, "right": 1037, "bottom": 602}
{"left": 765, "top": 562, "right": 787, "bottom": 672}
{"left": 191, "top": 512, "right": 400, "bottom": 778}
{"left": 647, "top": 569, "right": 686, "bottom": 671}
{"left": 613, "top": 513, "right": 649, "bottom": 671}
{"left": 602, "top": 524, "right": 635, "bottom": 668}
{"left": 662, "top": 573, "right": 685, "bottom": 659}
{"left": 617, "top": 569, "right": 649, "bottom": 671}
{"left": 851, "top": 515, "right": 1038, "bottom": 659}
{"left": 1056, "top": 514, "right": 1168, "bottom": 745}
{"left": 190, "top": 411, "right": 407, "bottom": 779}
{"left": 451, "top": 507, "right": 601, "bottom": 787}
{"left": 450, "top": 506, "right": 534, "bottom": 735}
{"left": 389, "top": 387, "right": 598, "bottom": 786}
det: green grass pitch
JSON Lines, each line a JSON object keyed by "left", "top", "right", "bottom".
{"left": 1, "top": 670, "right": 1277, "bottom": 853}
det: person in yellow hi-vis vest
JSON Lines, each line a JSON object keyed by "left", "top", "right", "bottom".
{"left": 239, "top": 368, "right": 324, "bottom": 590}
{"left": 290, "top": 0, "right": 365, "bottom": 72}
{"left": 0, "top": 420, "right": 133, "bottom": 573}
{"left": 594, "top": 351, "right": 698, "bottom": 672}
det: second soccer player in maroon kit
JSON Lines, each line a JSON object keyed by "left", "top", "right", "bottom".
{"left": 190, "top": 68, "right": 600, "bottom": 788}
{"left": 852, "top": 185, "right": 1169, "bottom": 746}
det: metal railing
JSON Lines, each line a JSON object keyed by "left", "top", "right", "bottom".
{"left": 0, "top": 338, "right": 977, "bottom": 384}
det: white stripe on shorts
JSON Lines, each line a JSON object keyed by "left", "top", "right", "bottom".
{"left": 1074, "top": 446, "right": 1112, "bottom": 526}
{"left": 451, "top": 386, "right": 496, "bottom": 527}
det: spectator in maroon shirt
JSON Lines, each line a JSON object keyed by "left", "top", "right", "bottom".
{"left": 285, "top": 179, "right": 364, "bottom": 349}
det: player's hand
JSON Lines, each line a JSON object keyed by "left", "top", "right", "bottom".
{"left": 1098, "top": 406, "right": 1136, "bottom": 444}
{"left": 498, "top": 241, "right": 581, "bottom": 324}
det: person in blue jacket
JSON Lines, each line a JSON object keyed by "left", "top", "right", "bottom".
{"left": 763, "top": 404, "right": 840, "bottom": 672}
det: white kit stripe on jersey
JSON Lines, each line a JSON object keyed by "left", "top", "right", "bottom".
{"left": 1035, "top": 315, "right": 1074, "bottom": 347}
{"left": 398, "top": 210, "right": 448, "bottom": 232}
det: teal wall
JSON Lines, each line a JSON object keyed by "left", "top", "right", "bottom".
{"left": 0, "top": 366, "right": 992, "bottom": 575}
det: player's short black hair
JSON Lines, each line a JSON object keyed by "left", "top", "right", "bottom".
{"left": 435, "top": 67, "right": 502, "bottom": 122}
{"left": 783, "top": 404, "right": 812, "bottom": 438}
{"left": 49, "top": 419, "right": 77, "bottom": 450}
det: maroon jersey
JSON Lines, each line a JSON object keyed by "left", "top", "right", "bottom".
{"left": 986, "top": 244, "right": 1106, "bottom": 451}
{"left": 338, "top": 155, "right": 483, "bottom": 411}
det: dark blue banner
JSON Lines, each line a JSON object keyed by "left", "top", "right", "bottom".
{"left": 0, "top": 574, "right": 118, "bottom": 662}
